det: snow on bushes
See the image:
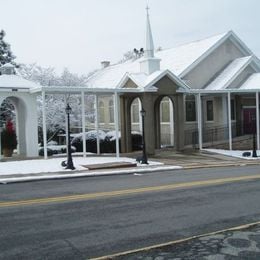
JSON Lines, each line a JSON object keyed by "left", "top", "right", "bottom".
{"left": 72, "top": 130, "right": 142, "bottom": 153}
{"left": 40, "top": 130, "right": 142, "bottom": 155}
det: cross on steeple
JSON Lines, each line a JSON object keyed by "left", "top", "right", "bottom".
{"left": 146, "top": 2, "right": 149, "bottom": 13}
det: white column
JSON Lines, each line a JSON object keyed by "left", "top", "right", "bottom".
{"left": 196, "top": 93, "right": 202, "bottom": 150}
{"left": 256, "top": 92, "right": 260, "bottom": 150}
{"left": 95, "top": 95, "right": 100, "bottom": 155}
{"left": 169, "top": 98, "right": 174, "bottom": 146}
{"left": 222, "top": 95, "right": 228, "bottom": 132}
{"left": 114, "top": 92, "right": 120, "bottom": 158}
{"left": 15, "top": 106, "right": 20, "bottom": 155}
{"left": 0, "top": 128, "right": 2, "bottom": 160}
{"left": 81, "top": 91, "right": 86, "bottom": 157}
{"left": 227, "top": 92, "right": 232, "bottom": 150}
{"left": 42, "top": 91, "right": 48, "bottom": 159}
{"left": 138, "top": 98, "right": 142, "bottom": 132}
{"left": 65, "top": 96, "right": 68, "bottom": 149}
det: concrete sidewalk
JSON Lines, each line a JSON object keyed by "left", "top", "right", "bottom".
{"left": 150, "top": 149, "right": 260, "bottom": 169}
{"left": 110, "top": 222, "right": 260, "bottom": 260}
{"left": 1, "top": 150, "right": 260, "bottom": 184}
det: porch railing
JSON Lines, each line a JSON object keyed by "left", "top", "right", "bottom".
{"left": 184, "top": 120, "right": 256, "bottom": 149}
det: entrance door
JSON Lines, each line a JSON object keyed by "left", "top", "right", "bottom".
{"left": 243, "top": 108, "right": 256, "bottom": 134}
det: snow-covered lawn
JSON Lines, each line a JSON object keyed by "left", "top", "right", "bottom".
{"left": 204, "top": 149, "right": 260, "bottom": 159}
{"left": 0, "top": 156, "right": 163, "bottom": 176}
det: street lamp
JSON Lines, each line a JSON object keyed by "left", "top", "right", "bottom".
{"left": 140, "top": 107, "right": 148, "bottom": 164}
{"left": 62, "top": 103, "right": 75, "bottom": 170}
{"left": 251, "top": 113, "right": 257, "bottom": 158}
{"left": 0, "top": 121, "right": 2, "bottom": 160}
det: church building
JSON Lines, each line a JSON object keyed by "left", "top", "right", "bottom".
{"left": 85, "top": 8, "right": 260, "bottom": 155}
{"left": 1, "top": 7, "right": 260, "bottom": 158}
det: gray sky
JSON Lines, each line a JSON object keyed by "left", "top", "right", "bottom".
{"left": 1, "top": 0, "right": 260, "bottom": 75}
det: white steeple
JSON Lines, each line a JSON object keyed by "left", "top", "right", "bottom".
{"left": 145, "top": 5, "right": 154, "bottom": 58}
{"left": 140, "top": 5, "right": 160, "bottom": 75}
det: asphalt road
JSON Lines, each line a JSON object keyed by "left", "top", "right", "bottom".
{"left": 0, "top": 165, "right": 260, "bottom": 259}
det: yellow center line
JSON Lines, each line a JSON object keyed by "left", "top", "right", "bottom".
{"left": 1, "top": 174, "right": 260, "bottom": 208}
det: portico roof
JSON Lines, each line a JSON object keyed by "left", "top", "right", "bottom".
{"left": 0, "top": 74, "right": 40, "bottom": 92}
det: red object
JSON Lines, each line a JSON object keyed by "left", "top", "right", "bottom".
{"left": 6, "top": 120, "right": 15, "bottom": 134}
{"left": 243, "top": 108, "right": 256, "bottom": 134}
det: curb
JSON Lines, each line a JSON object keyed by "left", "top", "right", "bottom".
{"left": 0, "top": 165, "right": 182, "bottom": 184}
{"left": 182, "top": 163, "right": 247, "bottom": 169}
{"left": 1, "top": 161, "right": 259, "bottom": 184}
{"left": 183, "top": 161, "right": 260, "bottom": 169}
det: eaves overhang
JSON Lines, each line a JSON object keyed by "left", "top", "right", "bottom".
{"left": 30, "top": 85, "right": 158, "bottom": 95}
{"left": 189, "top": 88, "right": 260, "bottom": 94}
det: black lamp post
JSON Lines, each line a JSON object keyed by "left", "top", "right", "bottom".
{"left": 251, "top": 114, "right": 257, "bottom": 158}
{"left": 0, "top": 121, "right": 3, "bottom": 160}
{"left": 140, "top": 107, "right": 148, "bottom": 164}
{"left": 63, "top": 103, "right": 75, "bottom": 170}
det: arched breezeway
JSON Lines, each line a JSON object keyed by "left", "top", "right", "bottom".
{"left": 0, "top": 94, "right": 38, "bottom": 157}
{"left": 119, "top": 90, "right": 185, "bottom": 155}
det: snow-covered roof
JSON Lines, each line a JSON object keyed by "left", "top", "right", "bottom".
{"left": 0, "top": 74, "right": 40, "bottom": 90}
{"left": 1, "top": 63, "right": 14, "bottom": 68}
{"left": 159, "top": 32, "right": 229, "bottom": 75}
{"left": 239, "top": 73, "right": 260, "bottom": 90}
{"left": 118, "top": 69, "right": 190, "bottom": 92}
{"left": 131, "top": 70, "right": 165, "bottom": 88}
{"left": 204, "top": 56, "right": 253, "bottom": 91}
{"left": 86, "top": 31, "right": 229, "bottom": 89}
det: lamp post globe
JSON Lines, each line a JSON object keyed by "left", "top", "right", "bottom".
{"left": 65, "top": 103, "right": 72, "bottom": 115}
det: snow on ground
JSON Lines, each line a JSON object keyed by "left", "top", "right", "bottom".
{"left": 0, "top": 156, "right": 163, "bottom": 176}
{"left": 204, "top": 149, "right": 260, "bottom": 159}
{"left": 1, "top": 148, "right": 259, "bottom": 178}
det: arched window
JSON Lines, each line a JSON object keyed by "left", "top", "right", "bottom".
{"left": 159, "top": 96, "right": 174, "bottom": 147}
{"left": 131, "top": 98, "right": 140, "bottom": 123}
{"left": 99, "top": 101, "right": 105, "bottom": 123}
{"left": 109, "top": 100, "right": 114, "bottom": 123}
{"left": 160, "top": 97, "right": 170, "bottom": 122}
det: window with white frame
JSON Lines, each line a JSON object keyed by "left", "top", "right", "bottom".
{"left": 99, "top": 101, "right": 105, "bottom": 123}
{"left": 109, "top": 100, "right": 114, "bottom": 123}
{"left": 185, "top": 95, "right": 196, "bottom": 122}
{"left": 206, "top": 100, "right": 214, "bottom": 121}
{"left": 131, "top": 98, "right": 140, "bottom": 123}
